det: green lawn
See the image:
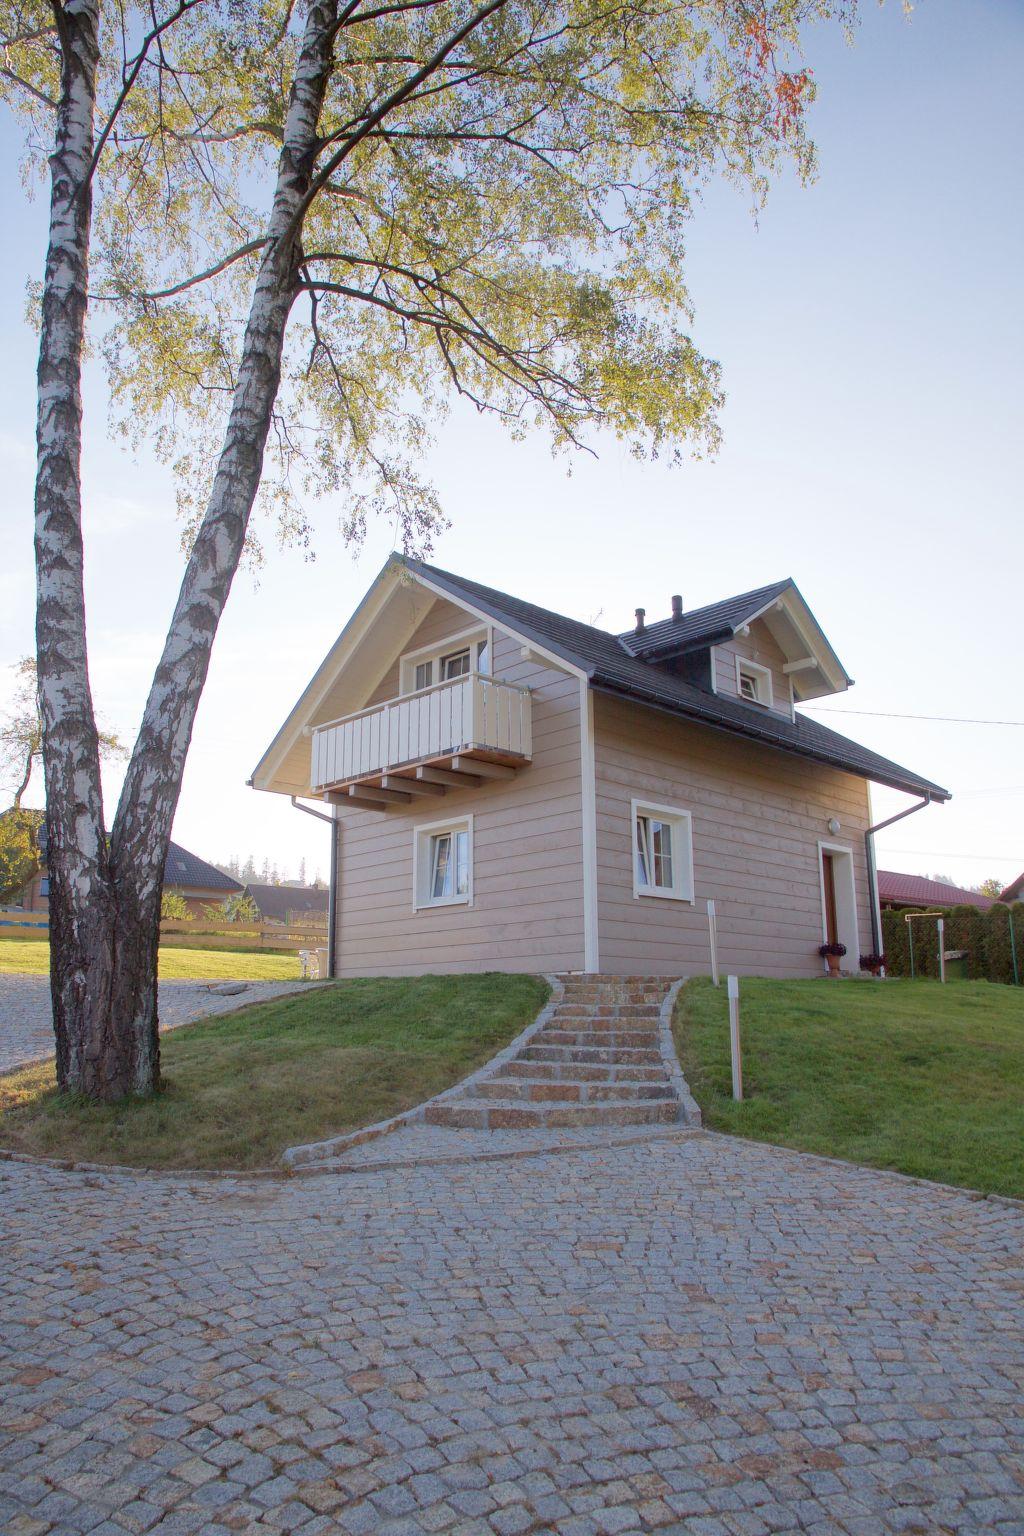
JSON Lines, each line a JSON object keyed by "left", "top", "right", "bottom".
{"left": 0, "top": 973, "right": 548, "bottom": 1169}
{"left": 674, "top": 977, "right": 1024, "bottom": 1199}
{"left": 0, "top": 937, "right": 300, "bottom": 981}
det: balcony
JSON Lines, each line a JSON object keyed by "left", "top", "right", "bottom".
{"left": 310, "top": 673, "right": 533, "bottom": 809}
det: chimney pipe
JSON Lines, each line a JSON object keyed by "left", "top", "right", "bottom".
{"left": 671, "top": 594, "right": 683, "bottom": 622}
{"left": 634, "top": 607, "right": 646, "bottom": 635}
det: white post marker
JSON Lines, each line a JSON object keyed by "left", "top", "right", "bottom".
{"left": 938, "top": 917, "right": 946, "bottom": 984}
{"left": 727, "top": 974, "right": 743, "bottom": 1101}
{"left": 707, "top": 899, "right": 719, "bottom": 987}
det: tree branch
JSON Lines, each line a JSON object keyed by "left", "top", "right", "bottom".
{"left": 83, "top": 0, "right": 207, "bottom": 190}
{"left": 138, "top": 236, "right": 269, "bottom": 300}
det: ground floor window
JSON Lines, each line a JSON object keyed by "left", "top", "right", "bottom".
{"left": 414, "top": 815, "right": 473, "bottom": 910}
{"left": 631, "top": 798, "right": 694, "bottom": 902}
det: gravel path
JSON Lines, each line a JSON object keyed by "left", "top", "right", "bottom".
{"left": 0, "top": 975, "right": 318, "bottom": 1075}
{"left": 1, "top": 1133, "right": 1022, "bottom": 1534}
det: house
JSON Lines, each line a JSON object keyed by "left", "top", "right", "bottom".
{"left": 243, "top": 881, "right": 329, "bottom": 926}
{"left": 15, "top": 839, "right": 242, "bottom": 917}
{"left": 999, "top": 872, "right": 1024, "bottom": 904}
{"left": 251, "top": 557, "right": 950, "bottom": 979}
{"left": 876, "top": 870, "right": 993, "bottom": 912}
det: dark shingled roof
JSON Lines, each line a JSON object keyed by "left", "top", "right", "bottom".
{"left": 164, "top": 842, "right": 242, "bottom": 894}
{"left": 403, "top": 557, "right": 950, "bottom": 803}
{"left": 618, "top": 579, "right": 796, "bottom": 658}
{"left": 244, "top": 883, "right": 328, "bottom": 922}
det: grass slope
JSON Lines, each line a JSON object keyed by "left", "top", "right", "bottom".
{"left": 674, "top": 977, "right": 1024, "bottom": 1199}
{"left": 0, "top": 973, "right": 548, "bottom": 1169}
{"left": 0, "top": 938, "right": 299, "bottom": 981}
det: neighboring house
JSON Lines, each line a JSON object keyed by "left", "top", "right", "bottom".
{"left": 876, "top": 870, "right": 993, "bottom": 913}
{"left": 999, "top": 872, "right": 1024, "bottom": 904}
{"left": 243, "top": 882, "right": 329, "bottom": 926}
{"left": 251, "top": 557, "right": 950, "bottom": 979}
{"left": 15, "top": 839, "right": 241, "bottom": 917}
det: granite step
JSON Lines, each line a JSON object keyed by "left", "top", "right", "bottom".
{"left": 423, "top": 1097, "right": 680, "bottom": 1130}
{"left": 498, "top": 1061, "right": 667, "bottom": 1083}
{"left": 522, "top": 1043, "right": 663, "bottom": 1065}
{"left": 467, "top": 1078, "right": 672, "bottom": 1104}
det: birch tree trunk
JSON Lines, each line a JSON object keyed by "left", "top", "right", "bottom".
{"left": 32, "top": 0, "right": 339, "bottom": 1099}
{"left": 97, "top": 0, "right": 338, "bottom": 1097}
{"left": 32, "top": 0, "right": 120, "bottom": 1096}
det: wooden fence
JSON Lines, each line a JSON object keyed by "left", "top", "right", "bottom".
{"left": 0, "top": 909, "right": 328, "bottom": 954}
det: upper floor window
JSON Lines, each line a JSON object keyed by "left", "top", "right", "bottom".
{"left": 402, "top": 630, "right": 490, "bottom": 695}
{"left": 631, "top": 798, "right": 694, "bottom": 902}
{"left": 736, "top": 656, "right": 773, "bottom": 708}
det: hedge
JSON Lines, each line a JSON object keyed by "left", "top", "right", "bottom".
{"left": 881, "top": 901, "right": 1024, "bottom": 984}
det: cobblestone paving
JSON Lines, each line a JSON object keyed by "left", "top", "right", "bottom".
{"left": 0, "top": 976, "right": 316, "bottom": 1075}
{"left": 2, "top": 1133, "right": 1022, "bottom": 1535}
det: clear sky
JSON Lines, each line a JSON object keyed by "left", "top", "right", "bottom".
{"left": 1, "top": 0, "right": 1021, "bottom": 891}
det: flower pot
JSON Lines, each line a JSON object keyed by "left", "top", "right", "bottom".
{"left": 826, "top": 954, "right": 842, "bottom": 977}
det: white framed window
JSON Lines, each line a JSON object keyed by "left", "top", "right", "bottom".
{"left": 735, "top": 655, "right": 773, "bottom": 708}
{"left": 631, "top": 799, "right": 694, "bottom": 902}
{"left": 413, "top": 815, "right": 473, "bottom": 910}
{"left": 400, "top": 628, "right": 491, "bottom": 695}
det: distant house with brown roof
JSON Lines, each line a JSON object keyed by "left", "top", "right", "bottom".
{"left": 243, "top": 882, "right": 328, "bottom": 926}
{"left": 876, "top": 870, "right": 993, "bottom": 913}
{"left": 999, "top": 872, "right": 1024, "bottom": 904}
{"left": 15, "top": 839, "right": 241, "bottom": 918}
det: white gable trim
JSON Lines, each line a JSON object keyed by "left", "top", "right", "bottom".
{"left": 249, "top": 560, "right": 405, "bottom": 791}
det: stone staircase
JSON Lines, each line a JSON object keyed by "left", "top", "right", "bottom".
{"left": 423, "top": 975, "right": 683, "bottom": 1130}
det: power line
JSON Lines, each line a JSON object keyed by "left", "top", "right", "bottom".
{"left": 803, "top": 707, "right": 1024, "bottom": 726}
{"left": 881, "top": 847, "right": 1022, "bottom": 864}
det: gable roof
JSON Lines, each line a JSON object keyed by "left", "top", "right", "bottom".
{"left": 164, "top": 842, "right": 241, "bottom": 894}
{"left": 877, "top": 871, "right": 991, "bottom": 910}
{"left": 244, "top": 883, "right": 328, "bottom": 921}
{"left": 402, "top": 557, "right": 950, "bottom": 802}
{"left": 999, "top": 872, "right": 1024, "bottom": 904}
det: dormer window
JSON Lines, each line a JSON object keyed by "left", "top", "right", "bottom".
{"left": 736, "top": 657, "right": 773, "bottom": 708}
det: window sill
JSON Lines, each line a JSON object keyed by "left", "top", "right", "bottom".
{"left": 634, "top": 886, "right": 693, "bottom": 903}
{"left": 414, "top": 894, "right": 472, "bottom": 912}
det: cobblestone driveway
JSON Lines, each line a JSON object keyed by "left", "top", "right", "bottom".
{"left": 0, "top": 976, "right": 316, "bottom": 1074}
{"left": 2, "top": 1133, "right": 1022, "bottom": 1535}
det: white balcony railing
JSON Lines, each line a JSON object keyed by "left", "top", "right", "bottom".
{"left": 311, "top": 673, "right": 532, "bottom": 791}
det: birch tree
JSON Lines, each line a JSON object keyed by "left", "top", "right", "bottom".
{"left": 3, "top": 0, "right": 853, "bottom": 1100}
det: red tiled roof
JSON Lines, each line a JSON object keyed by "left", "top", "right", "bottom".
{"left": 999, "top": 872, "right": 1024, "bottom": 903}
{"left": 877, "top": 871, "right": 993, "bottom": 910}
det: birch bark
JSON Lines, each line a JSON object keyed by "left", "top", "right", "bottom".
{"left": 99, "top": 0, "right": 340, "bottom": 1095}
{"left": 33, "top": 0, "right": 339, "bottom": 1098}
{"left": 32, "top": 0, "right": 118, "bottom": 1095}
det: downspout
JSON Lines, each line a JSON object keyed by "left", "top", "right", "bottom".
{"left": 864, "top": 793, "right": 933, "bottom": 955}
{"left": 291, "top": 796, "right": 338, "bottom": 980}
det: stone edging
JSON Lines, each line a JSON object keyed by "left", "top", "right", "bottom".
{"left": 659, "top": 978, "right": 702, "bottom": 1127}
{"left": 280, "top": 974, "right": 566, "bottom": 1169}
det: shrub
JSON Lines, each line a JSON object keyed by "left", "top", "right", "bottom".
{"left": 882, "top": 901, "right": 1024, "bottom": 985}
{"left": 160, "top": 890, "right": 191, "bottom": 921}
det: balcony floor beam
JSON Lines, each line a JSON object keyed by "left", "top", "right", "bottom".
{"left": 383, "top": 774, "right": 446, "bottom": 797}
{"left": 450, "top": 755, "right": 516, "bottom": 780}
{"left": 416, "top": 765, "right": 483, "bottom": 789}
